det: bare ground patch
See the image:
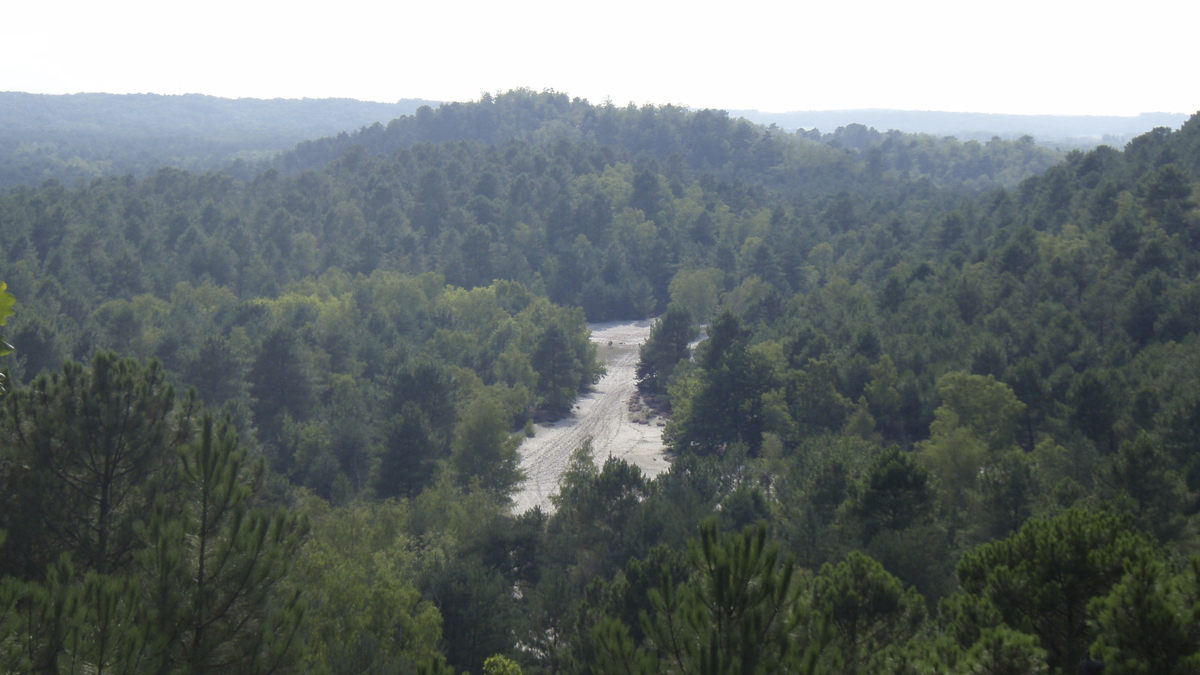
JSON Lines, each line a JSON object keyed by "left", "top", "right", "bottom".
{"left": 511, "top": 320, "right": 670, "bottom": 514}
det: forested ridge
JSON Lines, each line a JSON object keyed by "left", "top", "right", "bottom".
{"left": 0, "top": 89, "right": 1198, "bottom": 674}
{"left": 0, "top": 92, "right": 437, "bottom": 189}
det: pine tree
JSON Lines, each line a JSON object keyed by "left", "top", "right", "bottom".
{"left": 0, "top": 352, "right": 196, "bottom": 578}
{"left": 596, "top": 521, "right": 829, "bottom": 675}
{"left": 138, "top": 414, "right": 308, "bottom": 674}
{"left": 531, "top": 323, "right": 583, "bottom": 415}
{"left": 955, "top": 509, "right": 1155, "bottom": 672}
{"left": 636, "top": 304, "right": 695, "bottom": 394}
{"left": 1090, "top": 557, "right": 1200, "bottom": 675}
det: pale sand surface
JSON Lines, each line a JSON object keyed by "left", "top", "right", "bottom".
{"left": 512, "top": 320, "right": 670, "bottom": 513}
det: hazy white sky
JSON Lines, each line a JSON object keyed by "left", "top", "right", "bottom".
{"left": 2, "top": 0, "right": 1197, "bottom": 116}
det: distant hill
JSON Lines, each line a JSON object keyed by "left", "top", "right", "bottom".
{"left": 0, "top": 92, "right": 439, "bottom": 187}
{"left": 6, "top": 91, "right": 1181, "bottom": 189}
{"left": 264, "top": 91, "right": 1065, "bottom": 193}
{"left": 0, "top": 92, "right": 438, "bottom": 137}
{"left": 730, "top": 108, "right": 1191, "bottom": 145}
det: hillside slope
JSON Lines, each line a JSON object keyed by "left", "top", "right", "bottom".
{"left": 0, "top": 92, "right": 437, "bottom": 187}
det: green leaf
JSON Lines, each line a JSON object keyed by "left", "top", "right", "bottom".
{"left": 0, "top": 282, "right": 13, "bottom": 327}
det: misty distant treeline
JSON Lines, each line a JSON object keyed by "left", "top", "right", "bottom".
{"left": 0, "top": 92, "right": 438, "bottom": 188}
{"left": 732, "top": 108, "right": 1189, "bottom": 145}
{"left": 3, "top": 90, "right": 1183, "bottom": 192}
{"left": 2, "top": 90, "right": 1097, "bottom": 191}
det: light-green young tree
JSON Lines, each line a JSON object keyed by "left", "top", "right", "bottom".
{"left": 0, "top": 281, "right": 14, "bottom": 392}
{"left": 668, "top": 268, "right": 722, "bottom": 322}
{"left": 918, "top": 372, "right": 1025, "bottom": 515}
{"left": 291, "top": 499, "right": 444, "bottom": 675}
{"left": 450, "top": 386, "right": 524, "bottom": 500}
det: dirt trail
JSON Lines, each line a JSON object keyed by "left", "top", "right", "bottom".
{"left": 512, "top": 320, "right": 669, "bottom": 514}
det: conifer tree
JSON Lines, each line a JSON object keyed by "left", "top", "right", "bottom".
{"left": 0, "top": 352, "right": 196, "bottom": 578}
{"left": 597, "top": 521, "right": 829, "bottom": 675}
{"left": 1089, "top": 557, "right": 1200, "bottom": 675}
{"left": 138, "top": 414, "right": 308, "bottom": 674}
{"left": 531, "top": 323, "right": 584, "bottom": 415}
{"left": 811, "top": 551, "right": 925, "bottom": 674}
{"left": 955, "top": 509, "right": 1155, "bottom": 672}
{"left": 636, "top": 304, "right": 695, "bottom": 394}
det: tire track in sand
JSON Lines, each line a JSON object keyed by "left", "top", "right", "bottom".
{"left": 512, "top": 320, "right": 670, "bottom": 514}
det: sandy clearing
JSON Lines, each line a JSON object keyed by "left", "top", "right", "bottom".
{"left": 511, "top": 319, "right": 670, "bottom": 514}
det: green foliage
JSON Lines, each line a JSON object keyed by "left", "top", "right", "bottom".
{"left": 786, "top": 356, "right": 854, "bottom": 438}
{"left": 482, "top": 654, "right": 524, "bottom": 675}
{"left": 668, "top": 268, "right": 723, "bottom": 322}
{"left": 862, "top": 355, "right": 903, "bottom": 443}
{"left": 2, "top": 90, "right": 1200, "bottom": 675}
{"left": 580, "top": 545, "right": 690, "bottom": 653}
{"left": 377, "top": 401, "right": 445, "bottom": 500}
{"left": 515, "top": 566, "right": 578, "bottom": 675}
{"left": 0, "top": 258, "right": 597, "bottom": 501}
{"left": 292, "top": 499, "right": 443, "bottom": 675}
{"left": 532, "top": 323, "right": 587, "bottom": 414}
{"left": 1101, "top": 434, "right": 1190, "bottom": 543}
{"left": 0, "top": 557, "right": 94, "bottom": 674}
{"left": 666, "top": 312, "right": 774, "bottom": 456}
{"left": 0, "top": 407, "right": 305, "bottom": 675}
{"left": 550, "top": 440, "right": 650, "bottom": 578}
{"left": 927, "top": 372, "right": 1025, "bottom": 454}
{"left": 0, "top": 352, "right": 195, "bottom": 578}
{"left": 427, "top": 555, "right": 516, "bottom": 675}
{"left": 811, "top": 551, "right": 925, "bottom": 674}
{"left": 0, "top": 282, "right": 14, "bottom": 366}
{"left": 70, "top": 571, "right": 151, "bottom": 675}
{"left": 1089, "top": 557, "right": 1200, "bottom": 675}
{"left": 955, "top": 508, "right": 1156, "bottom": 672}
{"left": 974, "top": 450, "right": 1038, "bottom": 541}
{"left": 138, "top": 414, "right": 308, "bottom": 674}
{"left": 919, "top": 372, "right": 1026, "bottom": 514}
{"left": 450, "top": 386, "right": 525, "bottom": 500}
{"left": 634, "top": 521, "right": 819, "bottom": 675}
{"left": 592, "top": 616, "right": 658, "bottom": 675}
{"left": 249, "top": 327, "right": 314, "bottom": 445}
{"left": 960, "top": 626, "right": 1049, "bottom": 675}
{"left": 847, "top": 447, "right": 935, "bottom": 540}
{"left": 636, "top": 304, "right": 697, "bottom": 394}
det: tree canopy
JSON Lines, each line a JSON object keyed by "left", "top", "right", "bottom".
{"left": 0, "top": 89, "right": 1198, "bottom": 674}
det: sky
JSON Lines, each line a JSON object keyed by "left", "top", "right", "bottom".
{"left": 2, "top": 0, "right": 1198, "bottom": 117}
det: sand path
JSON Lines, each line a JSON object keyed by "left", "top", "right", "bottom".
{"left": 512, "top": 319, "right": 670, "bottom": 513}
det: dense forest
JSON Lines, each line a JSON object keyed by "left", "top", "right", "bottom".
{"left": 0, "top": 88, "right": 1198, "bottom": 675}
